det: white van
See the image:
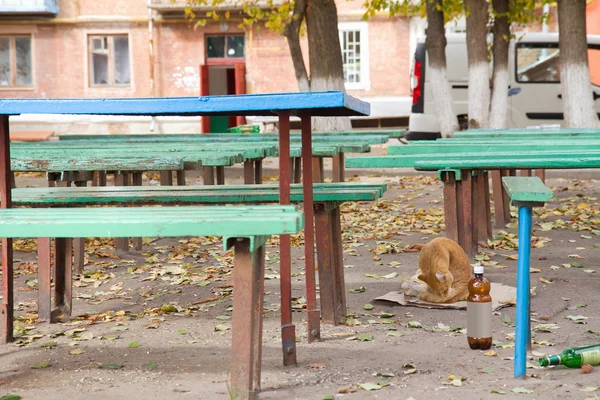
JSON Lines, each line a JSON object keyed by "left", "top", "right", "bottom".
{"left": 406, "top": 32, "right": 600, "bottom": 140}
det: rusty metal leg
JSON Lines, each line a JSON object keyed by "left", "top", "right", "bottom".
{"left": 491, "top": 170, "right": 506, "bottom": 228}
{"left": 132, "top": 172, "right": 143, "bottom": 251}
{"left": 159, "top": 171, "right": 173, "bottom": 186}
{"left": 73, "top": 238, "right": 85, "bottom": 275}
{"left": 311, "top": 157, "right": 322, "bottom": 183}
{"left": 114, "top": 172, "right": 129, "bottom": 251}
{"left": 244, "top": 161, "right": 254, "bottom": 184}
{"left": 483, "top": 171, "right": 492, "bottom": 241}
{"left": 216, "top": 166, "right": 225, "bottom": 185}
{"left": 37, "top": 238, "right": 52, "bottom": 323}
{"left": 277, "top": 113, "right": 296, "bottom": 366}
{"left": 203, "top": 167, "right": 215, "bottom": 185}
{"left": 332, "top": 152, "right": 345, "bottom": 182}
{"left": 230, "top": 239, "right": 266, "bottom": 398}
{"left": 53, "top": 237, "right": 72, "bottom": 321}
{"left": 9, "top": 171, "right": 15, "bottom": 189}
{"left": 176, "top": 170, "right": 186, "bottom": 186}
{"left": 442, "top": 171, "right": 459, "bottom": 243}
{"left": 503, "top": 170, "right": 515, "bottom": 222}
{"left": 535, "top": 169, "right": 545, "bottom": 184}
{"left": 330, "top": 206, "right": 346, "bottom": 322}
{"left": 473, "top": 172, "right": 488, "bottom": 243}
{"left": 0, "top": 116, "right": 13, "bottom": 342}
{"left": 456, "top": 170, "right": 476, "bottom": 258}
{"left": 293, "top": 157, "right": 302, "bottom": 183}
{"left": 314, "top": 203, "right": 346, "bottom": 325}
{"left": 301, "top": 113, "right": 320, "bottom": 342}
{"left": 254, "top": 160, "right": 263, "bottom": 184}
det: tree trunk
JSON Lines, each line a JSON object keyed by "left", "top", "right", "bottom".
{"left": 425, "top": 0, "right": 458, "bottom": 138}
{"left": 464, "top": 0, "right": 490, "bottom": 129}
{"left": 283, "top": 0, "right": 310, "bottom": 92}
{"left": 489, "top": 0, "right": 509, "bottom": 129}
{"left": 557, "top": 0, "right": 599, "bottom": 128}
{"left": 306, "top": 0, "right": 352, "bottom": 131}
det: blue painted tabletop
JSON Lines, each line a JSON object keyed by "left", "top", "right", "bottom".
{"left": 0, "top": 91, "right": 370, "bottom": 117}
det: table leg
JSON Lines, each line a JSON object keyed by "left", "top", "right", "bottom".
{"left": 456, "top": 170, "right": 477, "bottom": 258}
{"left": 277, "top": 113, "right": 296, "bottom": 366}
{"left": 332, "top": 152, "right": 345, "bottom": 182}
{"left": 160, "top": 171, "right": 173, "bottom": 186}
{"left": 293, "top": 157, "right": 302, "bottom": 183}
{"left": 53, "top": 237, "right": 72, "bottom": 321}
{"left": 254, "top": 159, "right": 263, "bottom": 184}
{"left": 216, "top": 166, "right": 225, "bottom": 185}
{"left": 132, "top": 172, "right": 143, "bottom": 251}
{"left": 244, "top": 161, "right": 254, "bottom": 184}
{"left": 114, "top": 172, "right": 129, "bottom": 252}
{"left": 176, "top": 170, "right": 186, "bottom": 186}
{"left": 315, "top": 203, "right": 346, "bottom": 325}
{"left": 535, "top": 169, "right": 546, "bottom": 184}
{"left": 37, "top": 238, "right": 52, "bottom": 323}
{"left": 203, "top": 167, "right": 215, "bottom": 185}
{"left": 0, "top": 115, "right": 13, "bottom": 343}
{"left": 301, "top": 113, "right": 320, "bottom": 343}
{"left": 442, "top": 171, "right": 459, "bottom": 243}
{"left": 514, "top": 206, "right": 532, "bottom": 379}
{"left": 230, "top": 238, "right": 266, "bottom": 399}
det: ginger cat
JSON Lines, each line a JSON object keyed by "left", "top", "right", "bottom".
{"left": 402, "top": 237, "right": 472, "bottom": 303}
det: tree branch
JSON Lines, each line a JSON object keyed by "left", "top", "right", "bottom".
{"left": 283, "top": 0, "right": 310, "bottom": 91}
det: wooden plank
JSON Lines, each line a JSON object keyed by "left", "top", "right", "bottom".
{"left": 11, "top": 157, "right": 184, "bottom": 172}
{"left": 0, "top": 206, "right": 305, "bottom": 239}
{"left": 414, "top": 157, "right": 600, "bottom": 170}
{"left": 12, "top": 183, "right": 387, "bottom": 205}
{"left": 388, "top": 142, "right": 600, "bottom": 155}
{"left": 501, "top": 177, "right": 553, "bottom": 204}
{"left": 0, "top": 91, "right": 370, "bottom": 117}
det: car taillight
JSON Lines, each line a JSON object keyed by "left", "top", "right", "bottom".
{"left": 412, "top": 59, "right": 422, "bottom": 105}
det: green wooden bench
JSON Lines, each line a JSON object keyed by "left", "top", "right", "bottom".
{"left": 12, "top": 182, "right": 387, "bottom": 326}
{"left": 501, "top": 176, "right": 553, "bottom": 379}
{"left": 0, "top": 204, "right": 303, "bottom": 398}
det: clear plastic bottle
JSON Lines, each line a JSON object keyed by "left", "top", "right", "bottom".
{"left": 467, "top": 265, "right": 492, "bottom": 350}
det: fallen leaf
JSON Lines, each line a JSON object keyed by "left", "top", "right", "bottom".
{"left": 31, "top": 360, "right": 51, "bottom": 369}
{"left": 511, "top": 387, "right": 533, "bottom": 394}
{"left": 40, "top": 341, "right": 57, "bottom": 349}
{"left": 358, "top": 383, "right": 381, "bottom": 391}
{"left": 567, "top": 315, "right": 588, "bottom": 323}
{"left": 176, "top": 328, "right": 188, "bottom": 335}
{"left": 491, "top": 389, "right": 506, "bottom": 394}
{"left": 407, "top": 320, "right": 422, "bottom": 328}
{"left": 337, "top": 385, "right": 357, "bottom": 394}
{"left": 539, "top": 277, "right": 553, "bottom": 284}
{"left": 357, "top": 334, "right": 373, "bottom": 342}
{"left": 530, "top": 268, "right": 542, "bottom": 273}
{"left": 69, "top": 348, "right": 83, "bottom": 355}
{"left": 128, "top": 341, "right": 141, "bottom": 348}
{"left": 144, "top": 361, "right": 158, "bottom": 370}
{"left": 363, "top": 303, "right": 374, "bottom": 311}
{"left": 99, "top": 363, "right": 123, "bottom": 369}
{"left": 0, "top": 395, "right": 22, "bottom": 400}
{"left": 484, "top": 351, "right": 498, "bottom": 357}
{"left": 349, "top": 286, "right": 366, "bottom": 294}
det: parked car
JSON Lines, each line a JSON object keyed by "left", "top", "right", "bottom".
{"left": 406, "top": 32, "right": 600, "bottom": 140}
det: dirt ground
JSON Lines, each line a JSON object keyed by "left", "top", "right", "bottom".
{"left": 3, "top": 155, "right": 600, "bottom": 399}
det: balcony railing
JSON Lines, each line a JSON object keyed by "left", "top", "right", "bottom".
{"left": 0, "top": 0, "right": 58, "bottom": 16}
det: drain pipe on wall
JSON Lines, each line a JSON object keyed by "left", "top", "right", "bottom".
{"left": 148, "top": 0, "right": 157, "bottom": 132}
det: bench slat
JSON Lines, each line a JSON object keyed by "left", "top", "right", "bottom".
{"left": 12, "top": 182, "right": 387, "bottom": 205}
{"left": 501, "top": 177, "right": 553, "bottom": 204}
{"left": 12, "top": 157, "right": 184, "bottom": 172}
{"left": 0, "top": 206, "right": 304, "bottom": 239}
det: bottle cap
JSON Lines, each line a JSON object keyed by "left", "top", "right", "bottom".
{"left": 473, "top": 265, "right": 484, "bottom": 274}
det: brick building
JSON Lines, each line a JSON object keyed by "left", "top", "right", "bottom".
{"left": 0, "top": 0, "right": 414, "bottom": 133}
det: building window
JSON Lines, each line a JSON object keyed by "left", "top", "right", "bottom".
{"left": 0, "top": 35, "right": 33, "bottom": 87}
{"left": 88, "top": 35, "right": 130, "bottom": 87}
{"left": 338, "top": 22, "right": 370, "bottom": 90}
{"left": 516, "top": 43, "right": 560, "bottom": 83}
{"left": 206, "top": 35, "right": 244, "bottom": 59}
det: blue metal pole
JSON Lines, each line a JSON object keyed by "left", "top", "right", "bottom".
{"left": 514, "top": 206, "right": 532, "bottom": 379}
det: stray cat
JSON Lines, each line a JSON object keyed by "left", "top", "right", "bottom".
{"left": 400, "top": 237, "right": 472, "bottom": 303}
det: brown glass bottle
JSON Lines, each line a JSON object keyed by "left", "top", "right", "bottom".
{"left": 467, "top": 265, "right": 492, "bottom": 350}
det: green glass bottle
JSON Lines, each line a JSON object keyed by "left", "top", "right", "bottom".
{"left": 538, "top": 344, "right": 600, "bottom": 368}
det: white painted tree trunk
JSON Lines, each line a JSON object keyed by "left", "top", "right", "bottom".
{"left": 429, "top": 66, "right": 458, "bottom": 137}
{"left": 468, "top": 63, "right": 491, "bottom": 129}
{"left": 561, "top": 63, "right": 599, "bottom": 128}
{"left": 489, "top": 67, "right": 509, "bottom": 129}
{"left": 310, "top": 76, "right": 353, "bottom": 131}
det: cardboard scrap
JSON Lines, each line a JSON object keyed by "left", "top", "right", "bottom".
{"left": 375, "top": 282, "right": 517, "bottom": 311}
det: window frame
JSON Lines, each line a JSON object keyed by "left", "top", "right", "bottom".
{"left": 0, "top": 35, "right": 34, "bottom": 89}
{"left": 205, "top": 34, "right": 246, "bottom": 66}
{"left": 514, "top": 42, "right": 600, "bottom": 85}
{"left": 88, "top": 34, "right": 131, "bottom": 88}
{"left": 338, "top": 21, "right": 370, "bottom": 91}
